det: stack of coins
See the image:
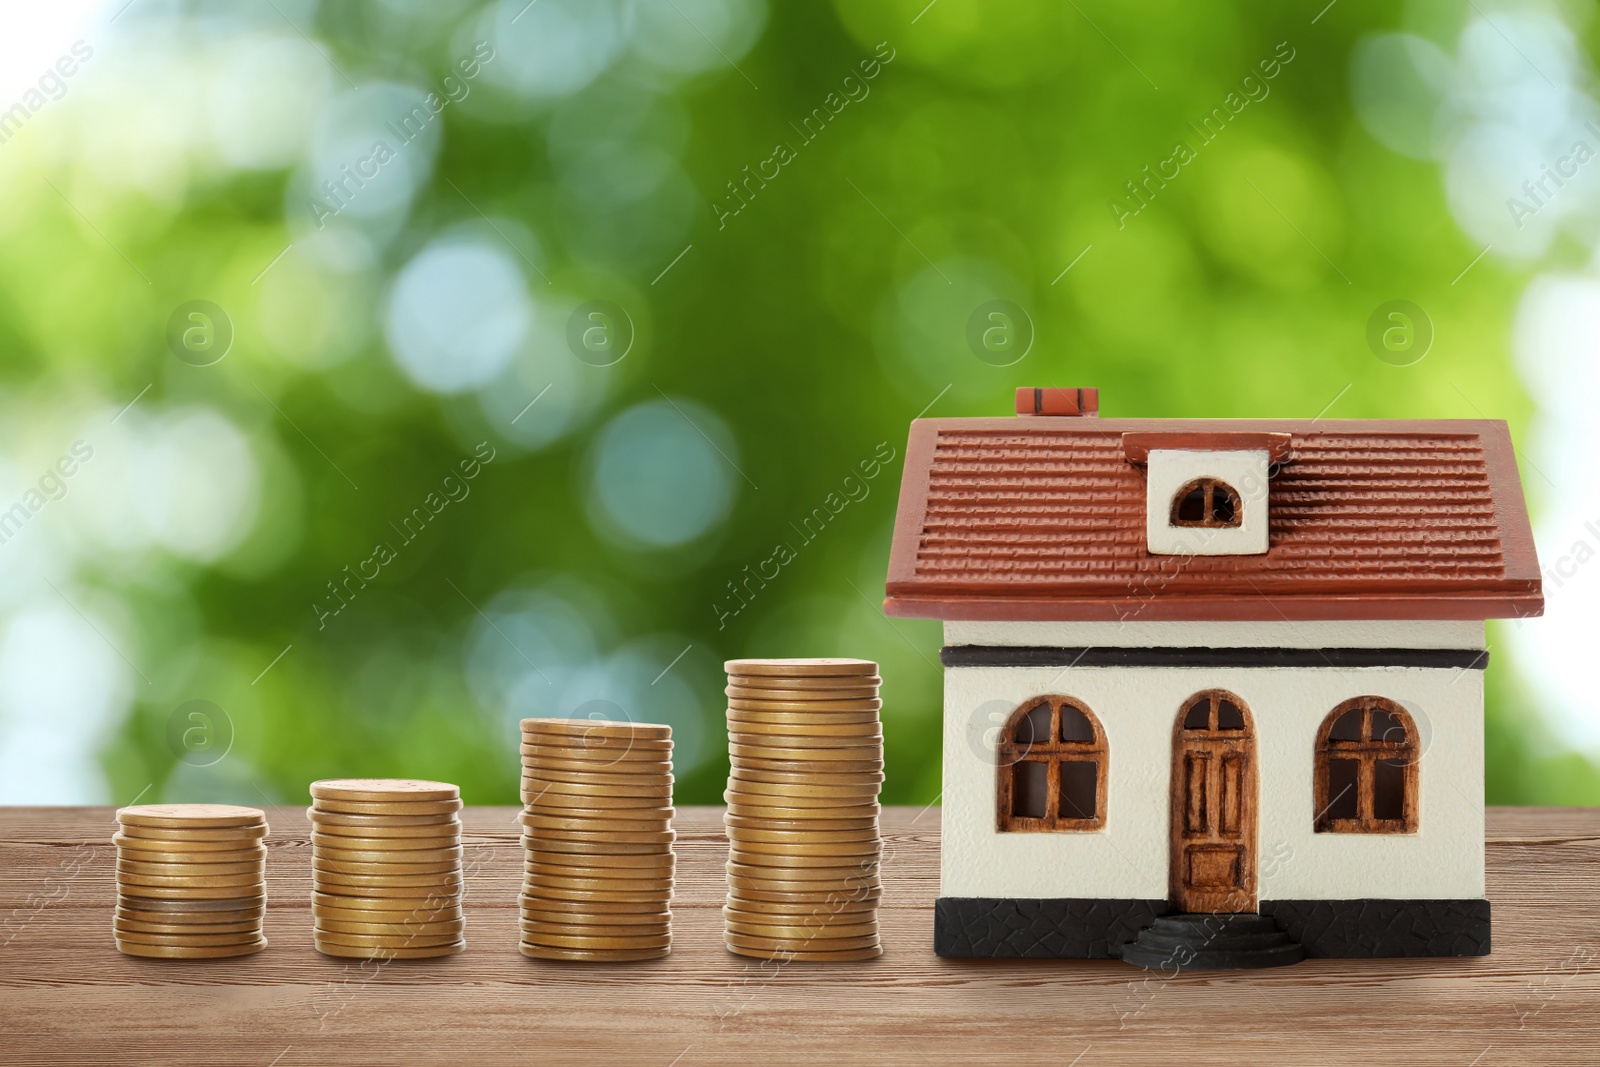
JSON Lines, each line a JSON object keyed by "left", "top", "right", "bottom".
{"left": 113, "top": 804, "right": 268, "bottom": 959}
{"left": 520, "top": 717, "right": 675, "bottom": 961}
{"left": 723, "top": 658, "right": 884, "bottom": 961}
{"left": 308, "top": 779, "right": 465, "bottom": 959}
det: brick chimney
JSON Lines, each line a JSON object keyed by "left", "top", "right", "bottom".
{"left": 1015, "top": 388, "right": 1099, "bottom": 417}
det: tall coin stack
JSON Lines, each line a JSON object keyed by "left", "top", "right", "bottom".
{"left": 113, "top": 804, "right": 268, "bottom": 959}
{"left": 308, "top": 779, "right": 465, "bottom": 959}
{"left": 723, "top": 658, "right": 884, "bottom": 961}
{"left": 520, "top": 717, "right": 675, "bottom": 961}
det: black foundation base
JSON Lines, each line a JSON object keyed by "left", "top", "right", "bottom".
{"left": 935, "top": 897, "right": 1490, "bottom": 959}
{"left": 1261, "top": 898, "right": 1491, "bottom": 957}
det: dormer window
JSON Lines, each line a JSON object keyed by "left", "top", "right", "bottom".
{"left": 1123, "top": 431, "right": 1291, "bottom": 557}
{"left": 1171, "top": 478, "right": 1241, "bottom": 528}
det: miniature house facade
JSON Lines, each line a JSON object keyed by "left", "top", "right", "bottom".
{"left": 884, "top": 389, "right": 1543, "bottom": 964}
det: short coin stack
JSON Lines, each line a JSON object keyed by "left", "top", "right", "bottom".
{"left": 723, "top": 658, "right": 884, "bottom": 960}
{"left": 308, "top": 779, "right": 465, "bottom": 959}
{"left": 520, "top": 717, "right": 675, "bottom": 961}
{"left": 113, "top": 804, "right": 268, "bottom": 959}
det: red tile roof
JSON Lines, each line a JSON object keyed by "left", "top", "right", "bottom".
{"left": 884, "top": 417, "right": 1544, "bottom": 622}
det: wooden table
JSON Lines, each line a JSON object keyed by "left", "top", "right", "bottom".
{"left": 2, "top": 806, "right": 1597, "bottom": 1065}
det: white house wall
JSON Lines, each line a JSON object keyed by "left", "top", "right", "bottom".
{"left": 944, "top": 619, "right": 1486, "bottom": 651}
{"left": 941, "top": 663, "right": 1484, "bottom": 902}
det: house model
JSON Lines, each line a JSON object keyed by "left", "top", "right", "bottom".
{"left": 883, "top": 388, "right": 1543, "bottom": 968}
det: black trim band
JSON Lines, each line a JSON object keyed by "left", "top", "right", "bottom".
{"left": 935, "top": 896, "right": 1489, "bottom": 958}
{"left": 939, "top": 645, "right": 1489, "bottom": 670}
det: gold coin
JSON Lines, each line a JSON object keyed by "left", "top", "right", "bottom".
{"left": 518, "top": 911, "right": 672, "bottom": 930}
{"left": 314, "top": 845, "right": 462, "bottom": 865}
{"left": 310, "top": 778, "right": 460, "bottom": 803}
{"left": 725, "top": 895, "right": 878, "bottom": 917}
{"left": 524, "top": 793, "right": 675, "bottom": 819}
{"left": 519, "top": 737, "right": 672, "bottom": 757}
{"left": 117, "top": 858, "right": 262, "bottom": 878}
{"left": 518, "top": 745, "right": 673, "bottom": 765}
{"left": 521, "top": 756, "right": 673, "bottom": 777}
{"left": 724, "top": 658, "right": 876, "bottom": 677}
{"left": 313, "top": 881, "right": 461, "bottom": 901}
{"left": 723, "top": 716, "right": 876, "bottom": 735}
{"left": 727, "top": 698, "right": 881, "bottom": 714}
{"left": 729, "top": 672, "right": 882, "bottom": 690}
{"left": 520, "top": 834, "right": 674, "bottom": 856}
{"left": 724, "top": 930, "right": 881, "bottom": 952}
{"left": 520, "top": 920, "right": 670, "bottom": 941}
{"left": 311, "top": 891, "right": 459, "bottom": 914}
{"left": 310, "top": 818, "right": 462, "bottom": 839}
{"left": 518, "top": 911, "right": 670, "bottom": 930}
{"left": 725, "top": 875, "right": 881, "bottom": 897}
{"left": 312, "top": 938, "right": 464, "bottom": 959}
{"left": 727, "top": 860, "right": 878, "bottom": 881}
{"left": 732, "top": 883, "right": 883, "bottom": 902}
{"left": 525, "top": 869, "right": 674, "bottom": 892}
{"left": 521, "top": 717, "right": 672, "bottom": 741}
{"left": 306, "top": 809, "right": 461, "bottom": 828}
{"left": 521, "top": 930, "right": 671, "bottom": 951}
{"left": 523, "top": 860, "right": 674, "bottom": 882}
{"left": 113, "top": 841, "right": 266, "bottom": 865}
{"left": 518, "top": 797, "right": 674, "bottom": 817}
{"left": 726, "top": 824, "right": 879, "bottom": 843}
{"left": 519, "top": 765, "right": 675, "bottom": 788}
{"left": 111, "top": 927, "right": 265, "bottom": 947}
{"left": 115, "top": 825, "right": 269, "bottom": 845}
{"left": 311, "top": 797, "right": 463, "bottom": 816}
{"left": 117, "top": 869, "right": 264, "bottom": 889}
{"left": 729, "top": 735, "right": 889, "bottom": 751}
{"left": 516, "top": 822, "right": 674, "bottom": 846}
{"left": 730, "top": 767, "right": 884, "bottom": 787}
{"left": 116, "top": 804, "right": 265, "bottom": 830}
{"left": 725, "top": 941, "right": 882, "bottom": 962}
{"left": 312, "top": 926, "right": 463, "bottom": 947}
{"left": 730, "top": 759, "right": 884, "bottom": 779}
{"left": 117, "top": 938, "right": 267, "bottom": 959}
{"left": 313, "top": 902, "right": 460, "bottom": 924}
{"left": 519, "top": 943, "right": 669, "bottom": 962}
{"left": 519, "top": 775, "right": 672, "bottom": 799}
{"left": 521, "top": 883, "right": 673, "bottom": 904}
{"left": 724, "top": 812, "right": 879, "bottom": 831}
{"left": 314, "top": 869, "right": 462, "bottom": 889}
{"left": 518, "top": 812, "right": 672, "bottom": 834}
{"left": 519, "top": 893, "right": 667, "bottom": 914}
{"left": 114, "top": 915, "right": 262, "bottom": 935}
{"left": 523, "top": 846, "right": 675, "bottom": 867}
{"left": 725, "top": 685, "right": 879, "bottom": 703}
{"left": 310, "top": 833, "right": 461, "bottom": 853}
{"left": 114, "top": 898, "right": 264, "bottom": 916}
{"left": 723, "top": 915, "right": 878, "bottom": 940}
{"left": 725, "top": 789, "right": 880, "bottom": 810}
{"left": 725, "top": 750, "right": 883, "bottom": 769}
{"left": 730, "top": 842, "right": 880, "bottom": 862}
{"left": 314, "top": 858, "right": 461, "bottom": 877}
{"left": 314, "top": 916, "right": 464, "bottom": 937}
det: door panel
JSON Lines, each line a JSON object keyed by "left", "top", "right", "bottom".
{"left": 1170, "top": 691, "right": 1257, "bottom": 913}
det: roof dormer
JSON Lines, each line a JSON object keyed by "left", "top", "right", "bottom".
{"left": 1122, "top": 431, "right": 1292, "bottom": 556}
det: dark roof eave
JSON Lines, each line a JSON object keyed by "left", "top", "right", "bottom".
{"left": 882, "top": 591, "right": 1546, "bottom": 623}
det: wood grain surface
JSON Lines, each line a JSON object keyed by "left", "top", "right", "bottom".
{"left": 2, "top": 806, "right": 1597, "bottom": 1066}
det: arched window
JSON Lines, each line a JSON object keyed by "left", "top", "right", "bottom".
{"left": 997, "top": 696, "right": 1107, "bottom": 832}
{"left": 1171, "top": 478, "right": 1242, "bottom": 528}
{"left": 1314, "top": 697, "right": 1419, "bottom": 833}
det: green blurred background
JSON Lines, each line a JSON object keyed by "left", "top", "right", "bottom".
{"left": 0, "top": 0, "right": 1596, "bottom": 808}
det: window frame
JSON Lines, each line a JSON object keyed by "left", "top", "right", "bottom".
{"left": 996, "top": 696, "right": 1108, "bottom": 833}
{"left": 1314, "top": 696, "right": 1420, "bottom": 834}
{"left": 1170, "top": 477, "right": 1243, "bottom": 529}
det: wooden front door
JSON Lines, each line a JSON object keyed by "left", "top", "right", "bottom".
{"left": 1170, "top": 690, "right": 1258, "bottom": 914}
